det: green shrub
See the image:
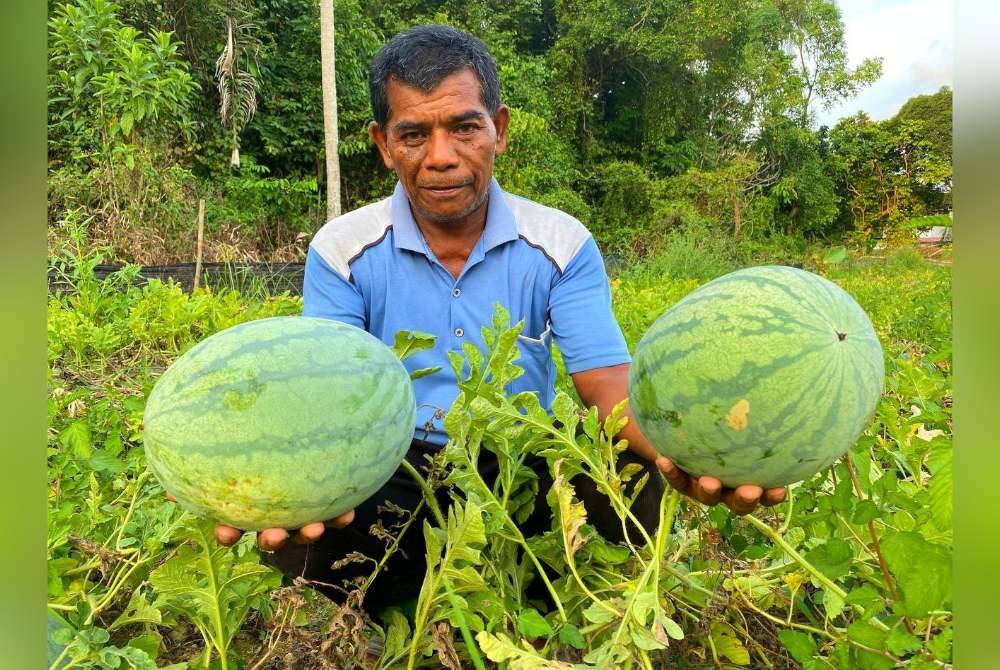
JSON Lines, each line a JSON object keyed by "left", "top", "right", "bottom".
{"left": 210, "top": 159, "right": 321, "bottom": 236}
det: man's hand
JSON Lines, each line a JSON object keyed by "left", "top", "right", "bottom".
{"left": 212, "top": 510, "right": 356, "bottom": 551}
{"left": 165, "top": 494, "right": 356, "bottom": 550}
{"left": 570, "top": 364, "right": 788, "bottom": 516}
{"left": 654, "top": 456, "right": 786, "bottom": 515}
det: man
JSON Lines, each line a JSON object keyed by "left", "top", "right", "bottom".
{"left": 215, "top": 25, "right": 785, "bottom": 614}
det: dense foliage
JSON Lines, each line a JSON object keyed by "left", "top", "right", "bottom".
{"left": 48, "top": 0, "right": 951, "bottom": 263}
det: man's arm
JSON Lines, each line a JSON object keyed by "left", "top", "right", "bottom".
{"left": 570, "top": 363, "right": 786, "bottom": 515}
{"left": 302, "top": 246, "right": 368, "bottom": 328}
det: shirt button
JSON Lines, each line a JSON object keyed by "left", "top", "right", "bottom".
{"left": 454, "top": 327, "right": 464, "bottom": 337}
{"left": 452, "top": 288, "right": 461, "bottom": 298}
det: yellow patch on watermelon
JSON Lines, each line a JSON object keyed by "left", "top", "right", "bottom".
{"left": 725, "top": 399, "right": 750, "bottom": 430}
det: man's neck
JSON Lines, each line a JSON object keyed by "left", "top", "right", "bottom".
{"left": 410, "top": 196, "right": 490, "bottom": 278}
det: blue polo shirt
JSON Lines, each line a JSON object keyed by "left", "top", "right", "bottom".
{"left": 302, "top": 178, "right": 630, "bottom": 445}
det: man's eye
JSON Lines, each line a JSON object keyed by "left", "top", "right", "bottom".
{"left": 401, "top": 132, "right": 422, "bottom": 141}
{"left": 456, "top": 124, "right": 478, "bottom": 133}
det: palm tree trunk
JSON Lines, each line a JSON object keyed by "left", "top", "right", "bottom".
{"left": 319, "top": 0, "right": 341, "bottom": 220}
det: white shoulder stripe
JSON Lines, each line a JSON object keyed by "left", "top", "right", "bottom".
{"left": 504, "top": 193, "right": 591, "bottom": 272}
{"left": 310, "top": 197, "right": 393, "bottom": 279}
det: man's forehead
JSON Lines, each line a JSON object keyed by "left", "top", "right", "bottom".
{"left": 384, "top": 70, "right": 488, "bottom": 118}
{"left": 385, "top": 66, "right": 479, "bottom": 92}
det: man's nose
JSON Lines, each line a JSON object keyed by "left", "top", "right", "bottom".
{"left": 424, "top": 129, "right": 460, "bottom": 170}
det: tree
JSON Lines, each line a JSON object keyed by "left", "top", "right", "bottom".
{"left": 826, "top": 88, "right": 952, "bottom": 242}
{"left": 319, "top": 0, "right": 341, "bottom": 219}
{"left": 215, "top": 4, "right": 261, "bottom": 168}
{"left": 883, "top": 86, "right": 952, "bottom": 212}
{"left": 758, "top": 117, "right": 838, "bottom": 235}
{"left": 779, "top": 0, "right": 882, "bottom": 127}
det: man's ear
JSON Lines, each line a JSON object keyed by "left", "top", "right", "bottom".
{"left": 369, "top": 121, "right": 394, "bottom": 169}
{"left": 493, "top": 104, "right": 510, "bottom": 157}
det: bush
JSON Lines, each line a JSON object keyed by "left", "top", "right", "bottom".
{"left": 593, "top": 161, "right": 655, "bottom": 234}
{"left": 495, "top": 107, "right": 579, "bottom": 197}
{"left": 48, "top": 153, "right": 199, "bottom": 264}
{"left": 210, "top": 159, "right": 321, "bottom": 237}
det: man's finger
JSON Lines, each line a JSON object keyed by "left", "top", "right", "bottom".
{"left": 258, "top": 528, "right": 290, "bottom": 552}
{"left": 724, "top": 485, "right": 763, "bottom": 516}
{"left": 761, "top": 487, "right": 787, "bottom": 507}
{"left": 294, "top": 522, "right": 327, "bottom": 544}
{"left": 693, "top": 476, "right": 722, "bottom": 506}
{"left": 325, "top": 509, "right": 355, "bottom": 529}
{"left": 656, "top": 457, "right": 692, "bottom": 494}
{"left": 215, "top": 525, "right": 243, "bottom": 545}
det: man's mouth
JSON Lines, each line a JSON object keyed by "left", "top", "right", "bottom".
{"left": 422, "top": 183, "right": 468, "bottom": 195}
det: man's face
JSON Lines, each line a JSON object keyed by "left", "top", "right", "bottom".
{"left": 370, "top": 68, "right": 509, "bottom": 227}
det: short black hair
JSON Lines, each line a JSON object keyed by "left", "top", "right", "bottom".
{"left": 369, "top": 24, "right": 501, "bottom": 128}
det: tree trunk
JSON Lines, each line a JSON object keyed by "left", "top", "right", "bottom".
{"left": 733, "top": 197, "right": 743, "bottom": 237}
{"left": 319, "top": 0, "right": 341, "bottom": 220}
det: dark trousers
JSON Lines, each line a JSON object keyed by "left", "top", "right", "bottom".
{"left": 262, "top": 438, "right": 664, "bottom": 616}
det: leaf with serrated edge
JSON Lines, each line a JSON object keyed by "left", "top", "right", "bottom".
{"left": 109, "top": 588, "right": 161, "bottom": 630}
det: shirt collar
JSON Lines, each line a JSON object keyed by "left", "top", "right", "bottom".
{"left": 391, "top": 178, "right": 518, "bottom": 255}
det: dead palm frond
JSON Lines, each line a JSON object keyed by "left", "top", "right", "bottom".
{"left": 215, "top": 12, "right": 261, "bottom": 168}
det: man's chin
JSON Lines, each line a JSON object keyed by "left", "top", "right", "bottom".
{"left": 414, "top": 195, "right": 487, "bottom": 227}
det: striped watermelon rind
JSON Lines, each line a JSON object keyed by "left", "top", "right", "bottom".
{"left": 628, "top": 265, "right": 884, "bottom": 488}
{"left": 143, "top": 316, "right": 415, "bottom": 531}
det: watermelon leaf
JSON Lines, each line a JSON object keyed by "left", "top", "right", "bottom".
{"left": 778, "top": 630, "right": 817, "bottom": 663}
{"left": 880, "top": 531, "right": 952, "bottom": 617}
{"left": 476, "top": 630, "right": 574, "bottom": 669}
{"left": 710, "top": 622, "right": 749, "bottom": 665}
{"left": 393, "top": 330, "right": 437, "bottom": 361}
{"left": 558, "top": 623, "right": 586, "bottom": 649}
{"left": 150, "top": 518, "right": 280, "bottom": 668}
{"left": 516, "top": 608, "right": 554, "bottom": 639}
{"left": 926, "top": 440, "right": 952, "bottom": 532}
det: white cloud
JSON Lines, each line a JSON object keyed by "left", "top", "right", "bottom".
{"left": 815, "top": 0, "right": 953, "bottom": 126}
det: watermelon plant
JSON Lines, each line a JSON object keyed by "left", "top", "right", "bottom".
{"left": 46, "top": 243, "right": 952, "bottom": 669}
{"left": 629, "top": 265, "right": 885, "bottom": 487}
{"left": 143, "top": 316, "right": 417, "bottom": 531}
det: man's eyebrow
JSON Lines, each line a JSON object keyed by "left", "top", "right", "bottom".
{"left": 391, "top": 111, "right": 487, "bottom": 133}
{"left": 448, "top": 110, "right": 487, "bottom": 124}
{"left": 392, "top": 120, "right": 426, "bottom": 134}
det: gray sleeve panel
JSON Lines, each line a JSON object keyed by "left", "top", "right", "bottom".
{"left": 309, "top": 197, "right": 394, "bottom": 280}
{"left": 503, "top": 192, "right": 592, "bottom": 273}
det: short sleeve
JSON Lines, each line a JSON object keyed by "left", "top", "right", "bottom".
{"left": 302, "top": 246, "right": 368, "bottom": 329}
{"left": 548, "top": 236, "right": 631, "bottom": 373}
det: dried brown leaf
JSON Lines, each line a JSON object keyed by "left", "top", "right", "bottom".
{"left": 432, "top": 622, "right": 462, "bottom": 670}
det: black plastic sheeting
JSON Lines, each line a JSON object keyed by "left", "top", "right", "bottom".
{"left": 47, "top": 262, "right": 307, "bottom": 295}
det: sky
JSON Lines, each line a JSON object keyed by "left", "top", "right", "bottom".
{"left": 815, "top": 0, "right": 953, "bottom": 127}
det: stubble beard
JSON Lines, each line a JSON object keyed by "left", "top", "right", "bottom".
{"left": 413, "top": 181, "right": 491, "bottom": 230}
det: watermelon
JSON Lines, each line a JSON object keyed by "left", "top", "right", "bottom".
{"left": 143, "top": 317, "right": 416, "bottom": 531}
{"left": 628, "top": 265, "right": 884, "bottom": 488}
{"left": 48, "top": 612, "right": 71, "bottom": 669}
